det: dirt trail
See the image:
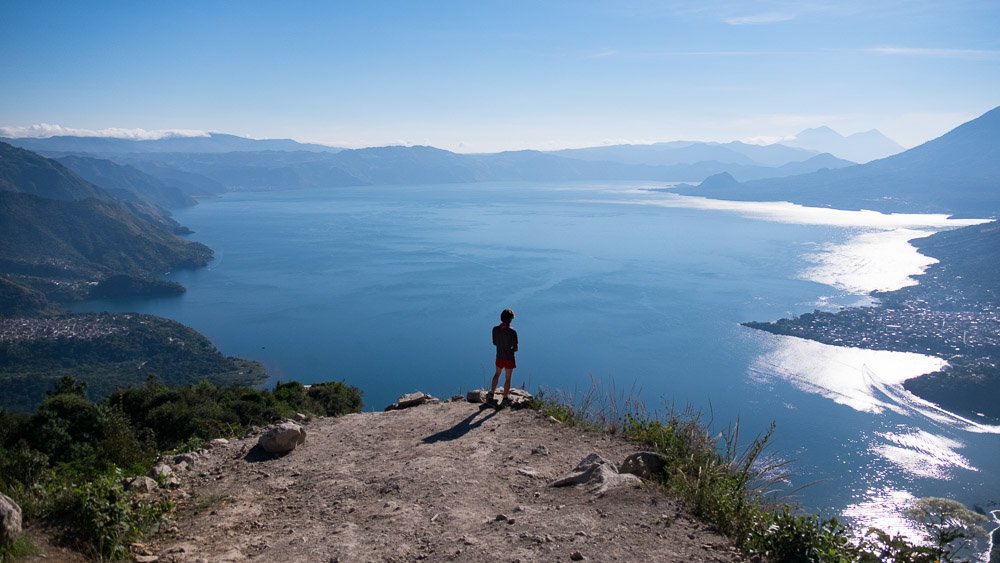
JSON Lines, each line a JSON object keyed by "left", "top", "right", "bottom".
{"left": 147, "top": 400, "right": 743, "bottom": 562}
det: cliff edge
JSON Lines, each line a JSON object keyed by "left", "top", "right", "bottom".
{"left": 143, "top": 400, "right": 741, "bottom": 562}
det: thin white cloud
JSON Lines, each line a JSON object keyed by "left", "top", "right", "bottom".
{"left": 0, "top": 123, "right": 210, "bottom": 140}
{"left": 586, "top": 48, "right": 618, "bottom": 59}
{"left": 724, "top": 12, "right": 795, "bottom": 25}
{"left": 867, "top": 46, "right": 1000, "bottom": 59}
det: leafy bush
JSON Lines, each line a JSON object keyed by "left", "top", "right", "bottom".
{"left": 0, "top": 375, "right": 363, "bottom": 560}
{"left": 68, "top": 468, "right": 171, "bottom": 560}
{"left": 307, "top": 380, "right": 363, "bottom": 415}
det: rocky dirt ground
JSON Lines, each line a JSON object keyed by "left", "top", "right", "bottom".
{"left": 141, "top": 398, "right": 744, "bottom": 563}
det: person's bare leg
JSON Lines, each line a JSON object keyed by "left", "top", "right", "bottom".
{"left": 490, "top": 366, "right": 502, "bottom": 398}
{"left": 502, "top": 367, "right": 513, "bottom": 400}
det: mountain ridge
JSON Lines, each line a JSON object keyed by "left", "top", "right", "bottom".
{"left": 675, "top": 105, "right": 1000, "bottom": 216}
{"left": 0, "top": 142, "right": 212, "bottom": 304}
{"left": 783, "top": 125, "right": 904, "bottom": 163}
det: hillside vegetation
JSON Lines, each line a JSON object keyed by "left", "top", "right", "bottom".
{"left": 0, "top": 377, "right": 362, "bottom": 560}
{"left": 0, "top": 142, "right": 211, "bottom": 305}
{"left": 0, "top": 313, "right": 265, "bottom": 412}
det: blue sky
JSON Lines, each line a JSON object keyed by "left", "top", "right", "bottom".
{"left": 1, "top": 0, "right": 998, "bottom": 151}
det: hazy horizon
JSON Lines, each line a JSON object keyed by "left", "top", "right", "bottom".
{"left": 2, "top": 1, "right": 999, "bottom": 153}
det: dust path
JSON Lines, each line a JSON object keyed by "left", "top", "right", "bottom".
{"left": 149, "top": 401, "right": 742, "bottom": 562}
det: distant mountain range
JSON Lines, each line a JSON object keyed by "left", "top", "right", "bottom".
{"left": 783, "top": 126, "right": 904, "bottom": 163}
{"left": 3, "top": 135, "right": 855, "bottom": 192}
{"left": 55, "top": 155, "right": 196, "bottom": 209}
{"left": 3, "top": 132, "right": 340, "bottom": 155}
{"left": 676, "top": 105, "right": 1000, "bottom": 217}
{"left": 548, "top": 140, "right": 822, "bottom": 167}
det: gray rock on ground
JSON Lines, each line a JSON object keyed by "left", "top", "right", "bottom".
{"left": 384, "top": 392, "right": 440, "bottom": 411}
{"left": 127, "top": 476, "right": 160, "bottom": 493}
{"left": 173, "top": 453, "right": 197, "bottom": 467}
{"left": 549, "top": 453, "right": 642, "bottom": 494}
{"left": 151, "top": 463, "right": 174, "bottom": 479}
{"left": 258, "top": 421, "right": 307, "bottom": 454}
{"left": 0, "top": 492, "right": 22, "bottom": 545}
{"left": 620, "top": 451, "right": 666, "bottom": 480}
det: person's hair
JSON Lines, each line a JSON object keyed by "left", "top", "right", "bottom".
{"left": 500, "top": 308, "right": 515, "bottom": 323}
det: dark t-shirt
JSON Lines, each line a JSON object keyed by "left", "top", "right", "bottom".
{"left": 492, "top": 323, "right": 518, "bottom": 361}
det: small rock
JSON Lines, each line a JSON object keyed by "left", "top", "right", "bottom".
{"left": 294, "top": 412, "right": 308, "bottom": 422}
{"left": 619, "top": 451, "right": 666, "bottom": 481}
{"left": 173, "top": 453, "right": 197, "bottom": 466}
{"left": 150, "top": 463, "right": 173, "bottom": 479}
{"left": 570, "top": 552, "right": 585, "bottom": 561}
{"left": 208, "top": 438, "right": 230, "bottom": 448}
{"left": 258, "top": 422, "right": 307, "bottom": 454}
{"left": 466, "top": 389, "right": 487, "bottom": 403}
{"left": 450, "top": 394, "right": 464, "bottom": 402}
{"left": 127, "top": 476, "right": 159, "bottom": 493}
{"left": 549, "top": 453, "right": 641, "bottom": 494}
{"left": 504, "top": 388, "right": 534, "bottom": 407}
{"left": 548, "top": 416, "right": 561, "bottom": 424}
{"left": 0, "top": 493, "right": 23, "bottom": 544}
{"left": 385, "top": 391, "right": 438, "bottom": 411}
{"left": 174, "top": 461, "right": 189, "bottom": 472}
{"left": 516, "top": 468, "right": 540, "bottom": 478}
{"left": 494, "top": 514, "right": 509, "bottom": 522}
{"left": 134, "top": 556, "right": 159, "bottom": 563}
{"left": 531, "top": 444, "right": 549, "bottom": 455}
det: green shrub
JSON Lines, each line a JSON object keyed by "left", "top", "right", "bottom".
{"left": 742, "top": 508, "right": 856, "bottom": 562}
{"left": 0, "top": 534, "right": 37, "bottom": 562}
{"left": 1, "top": 375, "right": 363, "bottom": 560}
{"left": 69, "top": 468, "right": 171, "bottom": 560}
{"left": 307, "top": 381, "right": 363, "bottom": 415}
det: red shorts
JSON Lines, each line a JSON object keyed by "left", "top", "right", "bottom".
{"left": 495, "top": 358, "right": 516, "bottom": 369}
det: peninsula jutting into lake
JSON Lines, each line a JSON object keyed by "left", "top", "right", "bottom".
{"left": 745, "top": 221, "right": 1000, "bottom": 421}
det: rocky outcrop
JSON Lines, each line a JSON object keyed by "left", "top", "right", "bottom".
{"left": 258, "top": 422, "right": 307, "bottom": 454}
{"left": 0, "top": 492, "right": 22, "bottom": 545}
{"left": 384, "top": 392, "right": 441, "bottom": 411}
{"left": 467, "top": 388, "right": 534, "bottom": 408}
{"left": 549, "top": 453, "right": 641, "bottom": 494}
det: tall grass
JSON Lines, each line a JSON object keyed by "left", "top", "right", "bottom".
{"left": 530, "top": 380, "right": 978, "bottom": 562}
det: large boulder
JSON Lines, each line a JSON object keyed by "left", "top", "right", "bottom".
{"left": 0, "top": 492, "right": 22, "bottom": 545}
{"left": 384, "top": 392, "right": 440, "bottom": 411}
{"left": 258, "top": 421, "right": 307, "bottom": 454}
{"left": 549, "top": 453, "right": 641, "bottom": 494}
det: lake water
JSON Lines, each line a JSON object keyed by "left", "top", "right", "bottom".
{"left": 76, "top": 181, "right": 1000, "bottom": 554}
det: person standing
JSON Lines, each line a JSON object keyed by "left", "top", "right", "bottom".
{"left": 490, "top": 308, "right": 518, "bottom": 406}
